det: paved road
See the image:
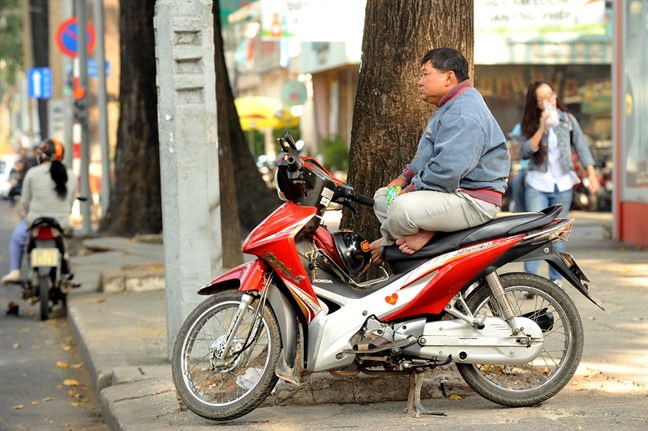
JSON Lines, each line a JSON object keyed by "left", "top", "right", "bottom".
{"left": 0, "top": 200, "right": 107, "bottom": 431}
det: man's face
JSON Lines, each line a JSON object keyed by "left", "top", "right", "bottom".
{"left": 417, "top": 61, "right": 452, "bottom": 105}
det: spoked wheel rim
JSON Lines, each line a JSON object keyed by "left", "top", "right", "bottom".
{"left": 179, "top": 300, "right": 273, "bottom": 407}
{"left": 467, "top": 285, "right": 574, "bottom": 393}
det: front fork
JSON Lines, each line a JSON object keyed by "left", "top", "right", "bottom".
{"left": 211, "top": 273, "right": 273, "bottom": 367}
{"left": 213, "top": 293, "right": 255, "bottom": 362}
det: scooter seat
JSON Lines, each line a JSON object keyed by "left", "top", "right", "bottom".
{"left": 384, "top": 205, "right": 563, "bottom": 271}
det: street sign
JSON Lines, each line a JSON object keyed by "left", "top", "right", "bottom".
{"left": 56, "top": 17, "right": 96, "bottom": 57}
{"left": 27, "top": 67, "right": 52, "bottom": 99}
{"left": 88, "top": 59, "right": 111, "bottom": 78}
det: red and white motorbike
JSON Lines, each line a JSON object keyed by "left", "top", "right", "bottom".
{"left": 172, "top": 130, "right": 604, "bottom": 421}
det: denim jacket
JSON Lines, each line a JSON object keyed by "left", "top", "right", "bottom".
{"left": 520, "top": 110, "right": 595, "bottom": 173}
{"left": 405, "top": 87, "right": 510, "bottom": 195}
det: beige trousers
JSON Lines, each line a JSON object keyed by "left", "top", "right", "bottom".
{"left": 373, "top": 188, "right": 500, "bottom": 246}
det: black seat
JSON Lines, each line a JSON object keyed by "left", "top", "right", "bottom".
{"left": 384, "top": 205, "right": 563, "bottom": 273}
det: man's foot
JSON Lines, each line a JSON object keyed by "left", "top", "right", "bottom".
{"left": 1, "top": 270, "right": 20, "bottom": 285}
{"left": 370, "top": 238, "right": 384, "bottom": 264}
{"left": 396, "top": 230, "right": 435, "bottom": 255}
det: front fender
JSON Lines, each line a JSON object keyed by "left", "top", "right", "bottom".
{"left": 197, "top": 260, "right": 269, "bottom": 295}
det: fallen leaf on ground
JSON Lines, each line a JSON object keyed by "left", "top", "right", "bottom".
{"left": 70, "top": 363, "right": 83, "bottom": 369}
{"left": 43, "top": 397, "right": 53, "bottom": 401}
{"left": 448, "top": 394, "right": 463, "bottom": 400}
{"left": 17, "top": 327, "right": 29, "bottom": 333}
{"left": 12, "top": 343, "right": 20, "bottom": 349}
{"left": 94, "top": 298, "right": 107, "bottom": 303}
{"left": 588, "top": 316, "right": 596, "bottom": 320}
{"left": 31, "top": 345, "right": 40, "bottom": 350}
{"left": 45, "top": 340, "right": 55, "bottom": 345}
{"left": 63, "top": 379, "right": 79, "bottom": 387}
{"left": 45, "top": 318, "right": 56, "bottom": 323}
{"left": 31, "top": 401, "right": 38, "bottom": 405}
{"left": 99, "top": 307, "right": 109, "bottom": 312}
{"left": 70, "top": 402, "right": 81, "bottom": 407}
{"left": 12, "top": 404, "right": 24, "bottom": 409}
{"left": 57, "top": 361, "right": 70, "bottom": 368}
{"left": 62, "top": 345, "right": 72, "bottom": 351}
{"left": 572, "top": 381, "right": 579, "bottom": 385}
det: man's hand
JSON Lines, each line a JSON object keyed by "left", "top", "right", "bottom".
{"left": 388, "top": 176, "right": 407, "bottom": 189}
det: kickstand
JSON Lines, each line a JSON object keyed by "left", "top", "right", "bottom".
{"left": 405, "top": 370, "right": 447, "bottom": 418}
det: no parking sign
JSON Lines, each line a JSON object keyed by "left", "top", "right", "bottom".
{"left": 56, "top": 17, "right": 96, "bottom": 57}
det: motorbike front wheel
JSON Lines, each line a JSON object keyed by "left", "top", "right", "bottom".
{"left": 457, "top": 272, "right": 584, "bottom": 407}
{"left": 172, "top": 290, "right": 282, "bottom": 421}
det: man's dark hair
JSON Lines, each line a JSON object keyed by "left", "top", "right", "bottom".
{"left": 421, "top": 48, "right": 469, "bottom": 81}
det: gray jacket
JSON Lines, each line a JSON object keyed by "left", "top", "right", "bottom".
{"left": 406, "top": 86, "right": 510, "bottom": 194}
{"left": 520, "top": 110, "right": 595, "bottom": 173}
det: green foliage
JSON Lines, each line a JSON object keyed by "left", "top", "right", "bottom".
{"left": 0, "top": 0, "right": 24, "bottom": 89}
{"left": 322, "top": 135, "right": 349, "bottom": 172}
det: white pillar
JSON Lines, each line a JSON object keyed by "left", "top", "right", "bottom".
{"left": 154, "top": 0, "right": 222, "bottom": 359}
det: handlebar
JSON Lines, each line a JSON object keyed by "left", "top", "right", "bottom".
{"left": 352, "top": 193, "right": 375, "bottom": 207}
{"left": 340, "top": 185, "right": 374, "bottom": 207}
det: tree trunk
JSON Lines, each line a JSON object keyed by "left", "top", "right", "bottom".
{"left": 212, "top": 0, "right": 243, "bottom": 267}
{"left": 342, "top": 0, "right": 474, "bottom": 253}
{"left": 30, "top": 0, "right": 48, "bottom": 140}
{"left": 100, "top": 0, "right": 161, "bottom": 236}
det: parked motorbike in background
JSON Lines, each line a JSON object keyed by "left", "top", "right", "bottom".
{"left": 172, "top": 130, "right": 604, "bottom": 421}
{"left": 571, "top": 155, "right": 613, "bottom": 212}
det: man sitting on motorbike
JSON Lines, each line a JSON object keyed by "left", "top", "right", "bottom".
{"left": 1, "top": 139, "right": 78, "bottom": 285}
{"left": 370, "top": 47, "right": 510, "bottom": 263}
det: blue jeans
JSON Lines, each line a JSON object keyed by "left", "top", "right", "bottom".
{"left": 523, "top": 184, "right": 572, "bottom": 281}
{"left": 10, "top": 219, "right": 29, "bottom": 271}
{"left": 512, "top": 169, "right": 527, "bottom": 213}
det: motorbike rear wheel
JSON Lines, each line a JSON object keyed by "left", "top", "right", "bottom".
{"left": 457, "top": 272, "right": 584, "bottom": 407}
{"left": 39, "top": 274, "right": 50, "bottom": 321}
{"left": 172, "top": 290, "right": 281, "bottom": 421}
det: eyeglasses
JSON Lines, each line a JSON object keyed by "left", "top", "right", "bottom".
{"left": 538, "top": 93, "right": 557, "bottom": 102}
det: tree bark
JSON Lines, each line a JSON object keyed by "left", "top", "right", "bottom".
{"left": 99, "top": 0, "right": 161, "bottom": 236}
{"left": 342, "top": 0, "right": 474, "bottom": 249}
{"left": 30, "top": 0, "right": 48, "bottom": 140}
{"left": 212, "top": 0, "right": 243, "bottom": 267}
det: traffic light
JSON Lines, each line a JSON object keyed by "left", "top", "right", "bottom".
{"left": 73, "top": 86, "right": 87, "bottom": 125}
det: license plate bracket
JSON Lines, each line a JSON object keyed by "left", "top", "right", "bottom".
{"left": 31, "top": 248, "right": 59, "bottom": 267}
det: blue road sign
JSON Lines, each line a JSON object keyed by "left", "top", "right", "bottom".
{"left": 27, "top": 67, "right": 52, "bottom": 99}
{"left": 88, "top": 59, "right": 111, "bottom": 78}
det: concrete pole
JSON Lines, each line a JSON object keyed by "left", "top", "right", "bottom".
{"left": 62, "top": 0, "right": 74, "bottom": 169}
{"left": 75, "top": 0, "right": 92, "bottom": 234}
{"left": 154, "top": 0, "right": 222, "bottom": 359}
{"left": 93, "top": 0, "right": 111, "bottom": 213}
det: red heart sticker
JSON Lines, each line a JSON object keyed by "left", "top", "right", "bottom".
{"left": 385, "top": 293, "right": 398, "bottom": 305}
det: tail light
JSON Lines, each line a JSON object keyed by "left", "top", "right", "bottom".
{"left": 32, "top": 225, "right": 60, "bottom": 240}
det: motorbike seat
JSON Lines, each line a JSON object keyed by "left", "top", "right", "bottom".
{"left": 384, "top": 205, "right": 563, "bottom": 270}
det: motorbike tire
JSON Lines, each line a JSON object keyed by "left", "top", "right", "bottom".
{"left": 456, "top": 272, "right": 584, "bottom": 407}
{"left": 39, "top": 274, "right": 50, "bottom": 321}
{"left": 172, "top": 290, "right": 282, "bottom": 421}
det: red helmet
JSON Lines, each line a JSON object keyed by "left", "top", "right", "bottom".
{"left": 38, "top": 138, "right": 64, "bottom": 162}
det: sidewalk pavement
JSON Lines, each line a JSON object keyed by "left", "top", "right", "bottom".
{"left": 65, "top": 211, "right": 648, "bottom": 430}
